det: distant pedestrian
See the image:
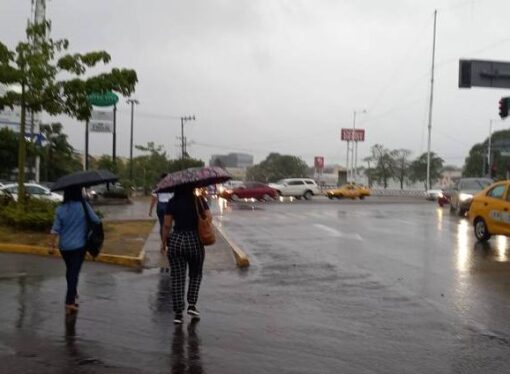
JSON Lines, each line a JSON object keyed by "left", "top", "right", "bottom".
{"left": 49, "top": 186, "right": 100, "bottom": 315}
{"left": 161, "top": 185, "right": 210, "bottom": 324}
{"left": 149, "top": 173, "right": 173, "bottom": 272}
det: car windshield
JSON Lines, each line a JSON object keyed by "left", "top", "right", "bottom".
{"left": 462, "top": 180, "right": 490, "bottom": 190}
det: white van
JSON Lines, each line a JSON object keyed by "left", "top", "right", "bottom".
{"left": 268, "top": 178, "right": 320, "bottom": 200}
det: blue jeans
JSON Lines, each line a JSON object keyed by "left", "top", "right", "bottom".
{"left": 60, "top": 248, "right": 86, "bottom": 305}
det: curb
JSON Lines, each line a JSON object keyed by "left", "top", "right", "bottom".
{"left": 213, "top": 221, "right": 250, "bottom": 268}
{"left": 0, "top": 243, "right": 145, "bottom": 269}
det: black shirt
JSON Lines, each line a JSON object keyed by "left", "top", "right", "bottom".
{"left": 165, "top": 194, "right": 209, "bottom": 232}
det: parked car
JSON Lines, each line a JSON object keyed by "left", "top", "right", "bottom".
{"left": 449, "top": 178, "right": 492, "bottom": 216}
{"left": 326, "top": 184, "right": 371, "bottom": 199}
{"left": 219, "top": 182, "right": 277, "bottom": 201}
{"left": 268, "top": 178, "right": 320, "bottom": 200}
{"left": 0, "top": 183, "right": 63, "bottom": 202}
{"left": 468, "top": 181, "right": 510, "bottom": 242}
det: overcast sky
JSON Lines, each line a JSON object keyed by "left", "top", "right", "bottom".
{"left": 2, "top": 0, "right": 510, "bottom": 167}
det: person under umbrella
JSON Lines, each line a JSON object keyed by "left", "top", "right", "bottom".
{"left": 49, "top": 186, "right": 101, "bottom": 314}
{"left": 158, "top": 166, "right": 230, "bottom": 324}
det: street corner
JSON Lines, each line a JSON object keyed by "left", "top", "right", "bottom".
{"left": 0, "top": 243, "right": 145, "bottom": 269}
{"left": 213, "top": 221, "right": 250, "bottom": 269}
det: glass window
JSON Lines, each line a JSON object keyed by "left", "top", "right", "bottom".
{"left": 461, "top": 179, "right": 489, "bottom": 190}
{"left": 304, "top": 180, "right": 316, "bottom": 185}
{"left": 287, "top": 181, "right": 305, "bottom": 186}
{"left": 26, "top": 186, "right": 46, "bottom": 195}
{"left": 488, "top": 185, "right": 506, "bottom": 199}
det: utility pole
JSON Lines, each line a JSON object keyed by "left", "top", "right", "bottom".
{"left": 127, "top": 99, "right": 139, "bottom": 180}
{"left": 351, "top": 109, "right": 366, "bottom": 183}
{"left": 112, "top": 104, "right": 117, "bottom": 167}
{"left": 426, "top": 9, "right": 437, "bottom": 191}
{"left": 180, "top": 115, "right": 195, "bottom": 159}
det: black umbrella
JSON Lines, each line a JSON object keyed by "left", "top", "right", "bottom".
{"left": 50, "top": 170, "right": 119, "bottom": 191}
{"left": 155, "top": 166, "right": 231, "bottom": 193}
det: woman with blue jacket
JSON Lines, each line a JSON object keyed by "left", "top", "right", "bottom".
{"left": 49, "top": 186, "right": 100, "bottom": 315}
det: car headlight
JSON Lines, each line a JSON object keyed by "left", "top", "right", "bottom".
{"left": 459, "top": 193, "right": 472, "bottom": 202}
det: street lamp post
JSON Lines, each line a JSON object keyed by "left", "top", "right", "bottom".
{"left": 180, "top": 115, "right": 196, "bottom": 159}
{"left": 127, "top": 98, "right": 139, "bottom": 180}
{"left": 351, "top": 109, "right": 367, "bottom": 182}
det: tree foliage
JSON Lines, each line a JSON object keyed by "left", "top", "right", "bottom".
{"left": 409, "top": 152, "right": 444, "bottom": 189}
{"left": 246, "top": 153, "right": 308, "bottom": 182}
{"left": 367, "top": 144, "right": 395, "bottom": 189}
{"left": 39, "top": 123, "right": 82, "bottom": 181}
{"left": 0, "top": 128, "right": 19, "bottom": 179}
{"left": 392, "top": 149, "right": 412, "bottom": 190}
{"left": 0, "top": 21, "right": 137, "bottom": 206}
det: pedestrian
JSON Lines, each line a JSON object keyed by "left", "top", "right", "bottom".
{"left": 149, "top": 173, "right": 173, "bottom": 272}
{"left": 161, "top": 185, "right": 211, "bottom": 324}
{"left": 49, "top": 186, "right": 100, "bottom": 315}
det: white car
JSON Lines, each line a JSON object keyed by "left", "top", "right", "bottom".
{"left": 0, "top": 183, "right": 63, "bottom": 203}
{"left": 269, "top": 178, "right": 320, "bottom": 200}
{"left": 425, "top": 189, "right": 443, "bottom": 201}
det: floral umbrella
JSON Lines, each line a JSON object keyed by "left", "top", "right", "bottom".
{"left": 155, "top": 166, "right": 231, "bottom": 193}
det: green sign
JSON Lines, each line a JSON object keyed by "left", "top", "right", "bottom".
{"left": 87, "top": 91, "right": 119, "bottom": 107}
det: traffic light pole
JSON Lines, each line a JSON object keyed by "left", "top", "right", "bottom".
{"left": 426, "top": 9, "right": 437, "bottom": 192}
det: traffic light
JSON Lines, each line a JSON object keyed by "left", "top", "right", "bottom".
{"left": 499, "top": 97, "right": 509, "bottom": 119}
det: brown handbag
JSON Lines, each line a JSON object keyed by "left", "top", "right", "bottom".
{"left": 195, "top": 196, "right": 216, "bottom": 246}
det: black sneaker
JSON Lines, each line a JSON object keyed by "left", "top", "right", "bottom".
{"left": 173, "top": 313, "right": 183, "bottom": 324}
{"left": 187, "top": 305, "right": 200, "bottom": 318}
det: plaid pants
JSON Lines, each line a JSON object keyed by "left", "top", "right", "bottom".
{"left": 167, "top": 231, "right": 205, "bottom": 313}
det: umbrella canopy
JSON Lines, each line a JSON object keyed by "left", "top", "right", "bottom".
{"left": 155, "top": 166, "right": 231, "bottom": 193}
{"left": 51, "top": 170, "right": 119, "bottom": 191}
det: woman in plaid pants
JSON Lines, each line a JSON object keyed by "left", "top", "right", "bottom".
{"left": 161, "top": 185, "right": 211, "bottom": 324}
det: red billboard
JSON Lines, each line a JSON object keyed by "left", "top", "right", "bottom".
{"left": 341, "top": 128, "right": 365, "bottom": 142}
{"left": 314, "top": 156, "right": 324, "bottom": 169}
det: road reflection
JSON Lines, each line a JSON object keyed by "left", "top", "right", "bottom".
{"left": 456, "top": 219, "right": 470, "bottom": 273}
{"left": 171, "top": 320, "right": 204, "bottom": 374}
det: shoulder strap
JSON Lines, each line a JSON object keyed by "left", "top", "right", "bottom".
{"left": 81, "top": 200, "right": 92, "bottom": 225}
{"left": 194, "top": 196, "right": 205, "bottom": 218}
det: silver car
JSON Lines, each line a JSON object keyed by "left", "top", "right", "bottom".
{"left": 449, "top": 178, "right": 492, "bottom": 216}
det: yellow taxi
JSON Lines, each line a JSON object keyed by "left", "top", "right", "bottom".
{"left": 326, "top": 184, "right": 371, "bottom": 200}
{"left": 468, "top": 180, "right": 510, "bottom": 241}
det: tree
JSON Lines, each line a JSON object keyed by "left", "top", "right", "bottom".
{"left": 369, "top": 144, "right": 395, "bottom": 189}
{"left": 39, "top": 122, "right": 82, "bottom": 181}
{"left": 392, "top": 149, "right": 412, "bottom": 190}
{"left": 0, "top": 128, "right": 18, "bottom": 179}
{"left": 246, "top": 153, "right": 308, "bottom": 182}
{"left": 463, "top": 143, "right": 485, "bottom": 177}
{"left": 168, "top": 158, "right": 204, "bottom": 173}
{"left": 0, "top": 21, "right": 137, "bottom": 206}
{"left": 409, "top": 152, "right": 444, "bottom": 189}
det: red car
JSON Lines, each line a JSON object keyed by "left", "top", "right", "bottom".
{"left": 219, "top": 182, "right": 277, "bottom": 201}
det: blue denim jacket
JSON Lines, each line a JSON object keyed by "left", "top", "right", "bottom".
{"left": 51, "top": 201, "right": 100, "bottom": 251}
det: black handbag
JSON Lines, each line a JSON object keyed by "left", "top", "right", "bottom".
{"left": 81, "top": 200, "right": 104, "bottom": 258}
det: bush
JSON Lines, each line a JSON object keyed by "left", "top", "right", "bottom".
{"left": 0, "top": 198, "right": 58, "bottom": 231}
{"left": 102, "top": 190, "right": 129, "bottom": 199}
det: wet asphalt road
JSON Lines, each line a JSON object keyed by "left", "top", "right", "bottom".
{"left": 1, "top": 197, "right": 510, "bottom": 373}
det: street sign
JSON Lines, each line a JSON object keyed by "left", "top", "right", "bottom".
{"left": 87, "top": 91, "right": 119, "bottom": 107}
{"left": 90, "top": 110, "right": 113, "bottom": 133}
{"left": 341, "top": 128, "right": 365, "bottom": 142}
{"left": 314, "top": 156, "right": 324, "bottom": 169}
{"left": 459, "top": 59, "right": 510, "bottom": 89}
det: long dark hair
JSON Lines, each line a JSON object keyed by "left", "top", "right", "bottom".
{"left": 173, "top": 185, "right": 195, "bottom": 199}
{"left": 63, "top": 187, "right": 84, "bottom": 203}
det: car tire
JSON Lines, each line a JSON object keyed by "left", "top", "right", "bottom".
{"left": 262, "top": 194, "right": 272, "bottom": 201}
{"left": 359, "top": 195, "right": 365, "bottom": 200}
{"left": 303, "top": 191, "right": 313, "bottom": 200}
{"left": 328, "top": 195, "right": 334, "bottom": 200}
{"left": 336, "top": 194, "right": 343, "bottom": 199}
{"left": 474, "top": 218, "right": 491, "bottom": 242}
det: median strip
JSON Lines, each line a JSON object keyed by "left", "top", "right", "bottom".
{"left": 213, "top": 220, "right": 250, "bottom": 268}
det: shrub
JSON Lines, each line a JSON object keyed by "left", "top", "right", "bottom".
{"left": 102, "top": 190, "right": 129, "bottom": 199}
{"left": 0, "top": 198, "right": 58, "bottom": 231}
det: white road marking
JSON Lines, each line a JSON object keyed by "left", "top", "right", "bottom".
{"left": 313, "top": 224, "right": 363, "bottom": 240}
